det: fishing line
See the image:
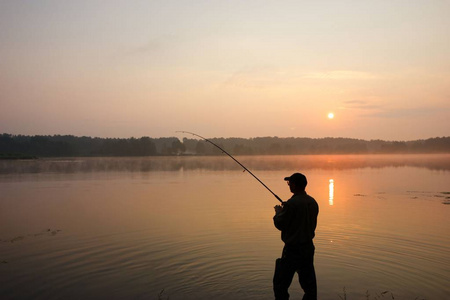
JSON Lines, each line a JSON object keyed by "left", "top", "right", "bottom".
{"left": 177, "top": 131, "right": 283, "bottom": 203}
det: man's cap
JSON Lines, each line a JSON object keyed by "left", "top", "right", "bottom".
{"left": 284, "top": 173, "right": 307, "bottom": 186}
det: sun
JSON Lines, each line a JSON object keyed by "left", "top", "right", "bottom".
{"left": 328, "top": 112, "right": 335, "bottom": 119}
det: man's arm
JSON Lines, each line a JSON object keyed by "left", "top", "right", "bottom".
{"left": 273, "top": 203, "right": 291, "bottom": 231}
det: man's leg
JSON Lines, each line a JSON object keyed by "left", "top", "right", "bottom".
{"left": 297, "top": 244, "right": 317, "bottom": 300}
{"left": 273, "top": 257, "right": 296, "bottom": 300}
{"left": 297, "top": 261, "right": 317, "bottom": 300}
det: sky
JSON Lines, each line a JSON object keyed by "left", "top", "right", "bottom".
{"left": 1, "top": 0, "right": 449, "bottom": 141}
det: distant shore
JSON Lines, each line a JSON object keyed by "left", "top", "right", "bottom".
{"left": 0, "top": 153, "right": 38, "bottom": 160}
{"left": 1, "top": 133, "right": 449, "bottom": 157}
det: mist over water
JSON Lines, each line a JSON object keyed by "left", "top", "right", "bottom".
{"left": 1, "top": 155, "right": 449, "bottom": 299}
{"left": 1, "top": 154, "right": 450, "bottom": 174}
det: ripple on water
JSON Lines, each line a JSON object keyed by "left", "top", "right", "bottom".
{"left": 316, "top": 225, "right": 450, "bottom": 298}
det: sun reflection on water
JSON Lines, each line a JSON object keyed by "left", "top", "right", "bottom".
{"left": 329, "top": 179, "right": 334, "bottom": 206}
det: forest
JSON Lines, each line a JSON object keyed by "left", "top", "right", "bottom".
{"left": 1, "top": 133, "right": 449, "bottom": 158}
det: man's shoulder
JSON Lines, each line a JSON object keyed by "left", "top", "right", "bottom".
{"left": 288, "top": 193, "right": 318, "bottom": 208}
{"left": 289, "top": 192, "right": 316, "bottom": 202}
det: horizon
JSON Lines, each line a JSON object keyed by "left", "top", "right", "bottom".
{"left": 1, "top": 1, "right": 449, "bottom": 140}
{"left": 2, "top": 132, "right": 449, "bottom": 143}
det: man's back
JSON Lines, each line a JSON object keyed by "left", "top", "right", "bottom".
{"left": 273, "top": 191, "right": 319, "bottom": 245}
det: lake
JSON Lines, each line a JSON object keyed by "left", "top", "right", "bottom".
{"left": 1, "top": 155, "right": 449, "bottom": 299}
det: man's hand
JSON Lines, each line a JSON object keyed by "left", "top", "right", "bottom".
{"left": 274, "top": 205, "right": 283, "bottom": 214}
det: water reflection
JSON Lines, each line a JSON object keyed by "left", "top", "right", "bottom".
{"left": 0, "top": 154, "right": 449, "bottom": 174}
{"left": 1, "top": 161, "right": 449, "bottom": 299}
{"left": 329, "top": 179, "right": 334, "bottom": 206}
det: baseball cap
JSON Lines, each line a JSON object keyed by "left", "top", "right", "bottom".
{"left": 284, "top": 172, "right": 307, "bottom": 187}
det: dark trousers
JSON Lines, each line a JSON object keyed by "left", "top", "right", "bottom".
{"left": 273, "top": 242, "right": 317, "bottom": 300}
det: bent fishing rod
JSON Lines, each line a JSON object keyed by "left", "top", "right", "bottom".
{"left": 177, "top": 131, "right": 283, "bottom": 203}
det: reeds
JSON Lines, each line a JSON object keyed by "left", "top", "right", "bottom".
{"left": 338, "top": 287, "right": 426, "bottom": 300}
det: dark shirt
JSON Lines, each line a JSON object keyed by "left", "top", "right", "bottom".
{"left": 273, "top": 191, "right": 319, "bottom": 245}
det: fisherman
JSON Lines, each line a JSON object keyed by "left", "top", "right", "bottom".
{"left": 273, "top": 173, "right": 319, "bottom": 300}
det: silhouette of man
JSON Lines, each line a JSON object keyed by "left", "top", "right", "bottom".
{"left": 273, "top": 173, "right": 319, "bottom": 300}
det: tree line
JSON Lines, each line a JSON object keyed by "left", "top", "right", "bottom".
{"left": 1, "top": 133, "right": 449, "bottom": 158}
{"left": 0, "top": 134, "right": 184, "bottom": 158}
{"left": 183, "top": 136, "right": 450, "bottom": 155}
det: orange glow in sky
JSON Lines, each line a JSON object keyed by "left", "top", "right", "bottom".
{"left": 0, "top": 1, "right": 449, "bottom": 140}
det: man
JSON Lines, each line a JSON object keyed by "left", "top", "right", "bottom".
{"left": 273, "top": 172, "right": 319, "bottom": 300}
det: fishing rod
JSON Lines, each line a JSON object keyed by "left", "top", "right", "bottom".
{"left": 177, "top": 131, "right": 283, "bottom": 203}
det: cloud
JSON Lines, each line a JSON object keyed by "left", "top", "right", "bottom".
{"left": 342, "top": 100, "right": 381, "bottom": 110}
{"left": 303, "top": 70, "right": 378, "bottom": 80}
{"left": 340, "top": 99, "right": 449, "bottom": 119}
{"left": 223, "top": 68, "right": 378, "bottom": 89}
{"left": 344, "top": 100, "right": 366, "bottom": 104}
{"left": 365, "top": 106, "right": 447, "bottom": 119}
{"left": 224, "top": 66, "right": 287, "bottom": 89}
{"left": 341, "top": 98, "right": 447, "bottom": 118}
{"left": 131, "top": 35, "right": 179, "bottom": 55}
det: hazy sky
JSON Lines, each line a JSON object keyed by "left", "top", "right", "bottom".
{"left": 1, "top": 1, "right": 449, "bottom": 140}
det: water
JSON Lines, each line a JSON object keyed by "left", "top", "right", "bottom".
{"left": 1, "top": 155, "right": 449, "bottom": 299}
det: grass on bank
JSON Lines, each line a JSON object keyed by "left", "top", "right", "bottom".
{"left": 156, "top": 288, "right": 426, "bottom": 300}
{"left": 338, "top": 287, "right": 426, "bottom": 300}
